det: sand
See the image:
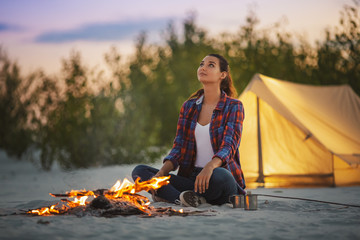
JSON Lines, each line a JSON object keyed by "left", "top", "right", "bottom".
{"left": 1, "top": 151, "right": 359, "bottom": 240}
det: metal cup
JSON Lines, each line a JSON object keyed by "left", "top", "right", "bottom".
{"left": 229, "top": 194, "right": 245, "bottom": 208}
{"left": 244, "top": 193, "right": 258, "bottom": 210}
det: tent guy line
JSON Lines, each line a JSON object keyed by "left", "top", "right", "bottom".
{"left": 257, "top": 194, "right": 360, "bottom": 208}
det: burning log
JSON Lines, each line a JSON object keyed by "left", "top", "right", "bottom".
{"left": 26, "top": 176, "right": 214, "bottom": 218}
{"left": 89, "top": 195, "right": 112, "bottom": 209}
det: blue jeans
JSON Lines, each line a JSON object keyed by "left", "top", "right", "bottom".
{"left": 131, "top": 164, "right": 240, "bottom": 205}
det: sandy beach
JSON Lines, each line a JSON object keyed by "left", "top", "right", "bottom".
{"left": 1, "top": 151, "right": 359, "bottom": 240}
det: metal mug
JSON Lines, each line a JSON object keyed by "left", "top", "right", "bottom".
{"left": 229, "top": 194, "right": 245, "bottom": 208}
{"left": 244, "top": 192, "right": 258, "bottom": 210}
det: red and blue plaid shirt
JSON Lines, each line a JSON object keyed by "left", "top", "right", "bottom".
{"left": 164, "top": 91, "right": 246, "bottom": 191}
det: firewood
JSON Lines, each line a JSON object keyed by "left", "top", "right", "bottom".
{"left": 89, "top": 195, "right": 111, "bottom": 209}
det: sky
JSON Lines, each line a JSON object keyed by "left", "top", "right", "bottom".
{"left": 0, "top": 0, "right": 353, "bottom": 75}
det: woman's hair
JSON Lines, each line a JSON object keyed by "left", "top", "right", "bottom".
{"left": 189, "top": 53, "right": 238, "bottom": 99}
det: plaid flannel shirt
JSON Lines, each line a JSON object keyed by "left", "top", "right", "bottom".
{"left": 164, "top": 91, "right": 246, "bottom": 191}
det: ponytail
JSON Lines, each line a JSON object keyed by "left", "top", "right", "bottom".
{"left": 209, "top": 53, "right": 237, "bottom": 98}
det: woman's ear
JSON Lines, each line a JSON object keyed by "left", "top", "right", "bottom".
{"left": 220, "top": 72, "right": 227, "bottom": 80}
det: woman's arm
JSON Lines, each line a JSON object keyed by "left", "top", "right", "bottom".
{"left": 154, "top": 160, "right": 175, "bottom": 177}
{"left": 213, "top": 101, "right": 244, "bottom": 166}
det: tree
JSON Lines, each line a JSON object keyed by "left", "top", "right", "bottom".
{"left": 315, "top": 0, "right": 360, "bottom": 95}
{"left": 0, "top": 48, "right": 33, "bottom": 157}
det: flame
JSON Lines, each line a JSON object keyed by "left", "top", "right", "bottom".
{"left": 49, "top": 189, "right": 95, "bottom": 198}
{"left": 68, "top": 196, "right": 89, "bottom": 208}
{"left": 105, "top": 176, "right": 170, "bottom": 214}
{"left": 28, "top": 204, "right": 60, "bottom": 216}
{"left": 67, "top": 190, "right": 94, "bottom": 198}
{"left": 27, "top": 176, "right": 171, "bottom": 216}
{"left": 110, "top": 178, "right": 133, "bottom": 192}
{"left": 106, "top": 176, "right": 170, "bottom": 199}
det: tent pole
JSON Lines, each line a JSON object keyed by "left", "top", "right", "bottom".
{"left": 256, "top": 97, "right": 265, "bottom": 184}
{"left": 331, "top": 153, "right": 336, "bottom": 187}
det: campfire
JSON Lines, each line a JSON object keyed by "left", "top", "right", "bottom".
{"left": 26, "top": 176, "right": 209, "bottom": 217}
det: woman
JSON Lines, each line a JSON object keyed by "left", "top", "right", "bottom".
{"left": 132, "top": 54, "right": 246, "bottom": 207}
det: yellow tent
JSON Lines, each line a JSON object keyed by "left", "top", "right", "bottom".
{"left": 239, "top": 74, "right": 360, "bottom": 188}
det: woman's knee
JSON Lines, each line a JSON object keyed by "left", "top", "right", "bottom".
{"left": 210, "top": 167, "right": 236, "bottom": 185}
{"left": 131, "top": 164, "right": 159, "bottom": 182}
{"left": 131, "top": 164, "right": 150, "bottom": 181}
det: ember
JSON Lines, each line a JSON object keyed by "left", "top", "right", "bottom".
{"left": 26, "top": 176, "right": 211, "bottom": 217}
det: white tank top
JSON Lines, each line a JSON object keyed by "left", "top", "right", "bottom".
{"left": 194, "top": 122, "right": 214, "bottom": 168}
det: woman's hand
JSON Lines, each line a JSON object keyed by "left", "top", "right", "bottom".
{"left": 150, "top": 170, "right": 164, "bottom": 196}
{"left": 151, "top": 161, "right": 173, "bottom": 196}
{"left": 194, "top": 166, "right": 213, "bottom": 194}
{"left": 154, "top": 160, "right": 174, "bottom": 178}
{"left": 195, "top": 157, "right": 222, "bottom": 194}
{"left": 154, "top": 169, "right": 165, "bottom": 178}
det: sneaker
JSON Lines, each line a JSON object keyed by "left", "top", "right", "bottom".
{"left": 179, "top": 190, "right": 207, "bottom": 207}
{"left": 151, "top": 193, "right": 171, "bottom": 203}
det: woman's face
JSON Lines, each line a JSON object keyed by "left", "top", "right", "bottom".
{"left": 197, "top": 56, "right": 226, "bottom": 85}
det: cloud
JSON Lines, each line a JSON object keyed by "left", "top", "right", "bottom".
{"left": 0, "top": 23, "right": 22, "bottom": 32}
{"left": 35, "top": 18, "right": 170, "bottom": 43}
